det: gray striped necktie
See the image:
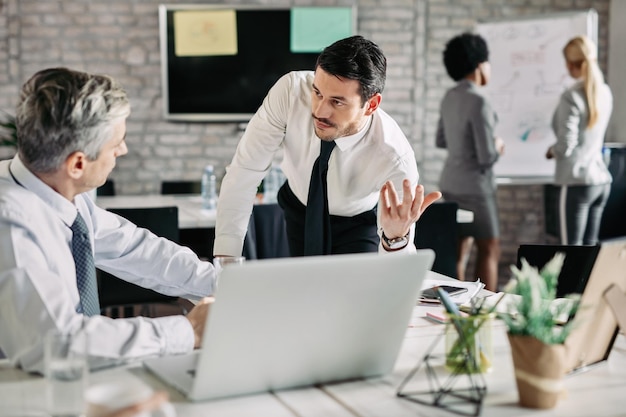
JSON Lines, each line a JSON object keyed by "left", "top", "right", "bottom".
{"left": 70, "top": 212, "right": 100, "bottom": 316}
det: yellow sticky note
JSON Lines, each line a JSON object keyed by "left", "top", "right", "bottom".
{"left": 174, "top": 10, "right": 238, "bottom": 57}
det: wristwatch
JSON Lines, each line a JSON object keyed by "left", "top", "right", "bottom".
{"left": 381, "top": 230, "right": 410, "bottom": 250}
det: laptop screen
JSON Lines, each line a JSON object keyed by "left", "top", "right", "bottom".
{"left": 517, "top": 244, "right": 600, "bottom": 297}
{"left": 145, "top": 250, "right": 435, "bottom": 402}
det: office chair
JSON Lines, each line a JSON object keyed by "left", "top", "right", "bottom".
{"left": 161, "top": 179, "right": 213, "bottom": 260}
{"left": 242, "top": 203, "right": 290, "bottom": 260}
{"left": 415, "top": 201, "right": 459, "bottom": 278}
{"left": 97, "top": 206, "right": 188, "bottom": 318}
{"left": 160, "top": 180, "right": 201, "bottom": 195}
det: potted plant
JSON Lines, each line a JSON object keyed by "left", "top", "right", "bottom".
{"left": 501, "top": 253, "right": 580, "bottom": 409}
{"left": 0, "top": 111, "right": 18, "bottom": 159}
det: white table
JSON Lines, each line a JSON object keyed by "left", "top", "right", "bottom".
{"left": 95, "top": 195, "right": 473, "bottom": 229}
{"left": 2, "top": 302, "right": 625, "bottom": 417}
{"left": 96, "top": 195, "right": 216, "bottom": 229}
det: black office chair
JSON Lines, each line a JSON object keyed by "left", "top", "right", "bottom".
{"left": 97, "top": 179, "right": 116, "bottom": 196}
{"left": 242, "top": 204, "right": 290, "bottom": 260}
{"left": 97, "top": 206, "right": 187, "bottom": 318}
{"left": 415, "top": 201, "right": 459, "bottom": 278}
{"left": 160, "top": 179, "right": 212, "bottom": 260}
{"left": 160, "top": 180, "right": 201, "bottom": 195}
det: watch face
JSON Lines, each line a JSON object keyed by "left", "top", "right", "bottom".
{"left": 382, "top": 231, "right": 410, "bottom": 250}
{"left": 389, "top": 239, "right": 407, "bottom": 249}
{"left": 386, "top": 235, "right": 408, "bottom": 249}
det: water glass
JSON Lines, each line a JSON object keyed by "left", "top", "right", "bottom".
{"left": 213, "top": 256, "right": 245, "bottom": 286}
{"left": 44, "top": 330, "right": 88, "bottom": 417}
{"left": 444, "top": 313, "right": 494, "bottom": 374}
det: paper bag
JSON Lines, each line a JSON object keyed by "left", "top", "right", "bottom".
{"left": 507, "top": 334, "right": 567, "bottom": 409}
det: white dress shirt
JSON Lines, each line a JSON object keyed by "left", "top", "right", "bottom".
{"left": 0, "top": 156, "right": 215, "bottom": 373}
{"left": 214, "top": 71, "right": 419, "bottom": 256}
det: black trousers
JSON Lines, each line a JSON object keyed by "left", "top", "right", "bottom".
{"left": 558, "top": 183, "right": 611, "bottom": 245}
{"left": 277, "top": 181, "right": 379, "bottom": 256}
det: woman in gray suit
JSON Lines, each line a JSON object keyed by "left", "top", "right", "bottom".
{"left": 436, "top": 33, "right": 504, "bottom": 292}
{"left": 546, "top": 36, "right": 613, "bottom": 246}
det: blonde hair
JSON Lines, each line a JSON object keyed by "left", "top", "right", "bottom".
{"left": 563, "top": 36, "right": 604, "bottom": 128}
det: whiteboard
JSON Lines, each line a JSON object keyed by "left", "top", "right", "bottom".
{"left": 476, "top": 10, "right": 598, "bottom": 178}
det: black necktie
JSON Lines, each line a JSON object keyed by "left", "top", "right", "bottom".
{"left": 70, "top": 213, "right": 100, "bottom": 316}
{"left": 304, "top": 140, "right": 336, "bottom": 256}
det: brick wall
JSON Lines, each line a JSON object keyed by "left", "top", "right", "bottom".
{"left": 0, "top": 0, "right": 612, "bottom": 288}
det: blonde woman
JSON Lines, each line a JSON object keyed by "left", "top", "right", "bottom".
{"left": 546, "top": 36, "right": 613, "bottom": 245}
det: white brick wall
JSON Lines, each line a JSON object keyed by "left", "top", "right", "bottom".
{"left": 0, "top": 0, "right": 612, "bottom": 288}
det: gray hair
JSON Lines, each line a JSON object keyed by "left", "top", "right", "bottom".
{"left": 15, "top": 67, "right": 130, "bottom": 173}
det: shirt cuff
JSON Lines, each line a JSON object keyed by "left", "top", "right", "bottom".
{"left": 213, "top": 235, "right": 245, "bottom": 257}
{"left": 154, "top": 315, "right": 195, "bottom": 355}
{"left": 378, "top": 241, "right": 417, "bottom": 254}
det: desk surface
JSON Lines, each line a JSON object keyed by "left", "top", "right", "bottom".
{"left": 95, "top": 195, "right": 473, "bottom": 229}
{"left": 2, "top": 303, "right": 625, "bottom": 416}
{"left": 96, "top": 195, "right": 216, "bottom": 229}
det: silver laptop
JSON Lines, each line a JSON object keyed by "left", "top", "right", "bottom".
{"left": 144, "top": 250, "right": 434, "bottom": 401}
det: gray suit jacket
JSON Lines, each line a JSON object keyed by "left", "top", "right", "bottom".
{"left": 436, "top": 80, "right": 499, "bottom": 195}
{"left": 549, "top": 81, "right": 612, "bottom": 186}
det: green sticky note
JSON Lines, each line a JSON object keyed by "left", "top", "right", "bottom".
{"left": 290, "top": 7, "right": 354, "bottom": 53}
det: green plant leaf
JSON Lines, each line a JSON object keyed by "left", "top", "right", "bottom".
{"left": 0, "top": 111, "right": 17, "bottom": 148}
{"left": 502, "top": 252, "right": 579, "bottom": 344}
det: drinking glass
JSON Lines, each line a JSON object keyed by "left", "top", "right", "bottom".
{"left": 444, "top": 313, "right": 494, "bottom": 374}
{"left": 213, "top": 256, "right": 245, "bottom": 287}
{"left": 44, "top": 330, "right": 88, "bottom": 417}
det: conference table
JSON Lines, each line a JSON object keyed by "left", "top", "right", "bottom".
{"left": 94, "top": 194, "right": 475, "bottom": 229}
{"left": 2, "top": 282, "right": 625, "bottom": 417}
{"left": 96, "top": 194, "right": 217, "bottom": 229}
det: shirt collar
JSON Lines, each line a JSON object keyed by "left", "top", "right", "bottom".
{"left": 9, "top": 155, "right": 78, "bottom": 227}
{"left": 459, "top": 78, "right": 478, "bottom": 91}
{"left": 332, "top": 115, "right": 373, "bottom": 152}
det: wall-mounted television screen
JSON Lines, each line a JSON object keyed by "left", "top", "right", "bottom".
{"left": 158, "top": 4, "right": 356, "bottom": 122}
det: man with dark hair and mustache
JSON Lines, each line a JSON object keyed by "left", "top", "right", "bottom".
{"left": 214, "top": 36, "right": 441, "bottom": 259}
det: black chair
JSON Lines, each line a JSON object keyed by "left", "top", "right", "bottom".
{"left": 517, "top": 244, "right": 600, "bottom": 297}
{"left": 97, "top": 206, "right": 187, "bottom": 318}
{"left": 543, "top": 184, "right": 560, "bottom": 238}
{"left": 415, "top": 201, "right": 459, "bottom": 278}
{"left": 243, "top": 204, "right": 290, "bottom": 260}
{"left": 161, "top": 180, "right": 213, "bottom": 260}
{"left": 97, "top": 179, "right": 116, "bottom": 196}
{"left": 160, "top": 180, "right": 201, "bottom": 195}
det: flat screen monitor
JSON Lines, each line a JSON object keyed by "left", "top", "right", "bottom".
{"left": 158, "top": 4, "right": 356, "bottom": 122}
{"left": 517, "top": 244, "right": 600, "bottom": 297}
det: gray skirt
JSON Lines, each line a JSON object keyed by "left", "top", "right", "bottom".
{"left": 442, "top": 191, "right": 500, "bottom": 239}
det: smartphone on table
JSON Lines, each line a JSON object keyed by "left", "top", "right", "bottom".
{"left": 420, "top": 285, "right": 468, "bottom": 300}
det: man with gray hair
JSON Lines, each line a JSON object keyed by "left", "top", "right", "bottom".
{"left": 0, "top": 67, "right": 214, "bottom": 373}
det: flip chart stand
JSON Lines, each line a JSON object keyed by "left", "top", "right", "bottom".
{"left": 396, "top": 328, "right": 486, "bottom": 417}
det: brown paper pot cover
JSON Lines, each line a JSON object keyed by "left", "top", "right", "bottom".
{"left": 507, "top": 334, "right": 567, "bottom": 409}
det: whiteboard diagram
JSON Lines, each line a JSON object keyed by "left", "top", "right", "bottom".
{"left": 476, "top": 10, "right": 597, "bottom": 178}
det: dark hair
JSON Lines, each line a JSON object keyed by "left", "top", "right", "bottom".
{"left": 443, "top": 33, "right": 489, "bottom": 81}
{"left": 315, "top": 35, "right": 386, "bottom": 105}
{"left": 15, "top": 67, "right": 129, "bottom": 173}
